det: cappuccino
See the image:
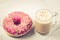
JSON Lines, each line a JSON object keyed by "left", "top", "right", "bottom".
{"left": 35, "top": 9, "right": 52, "bottom": 35}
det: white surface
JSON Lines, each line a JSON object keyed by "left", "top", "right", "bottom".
{"left": 0, "top": 0, "right": 60, "bottom": 40}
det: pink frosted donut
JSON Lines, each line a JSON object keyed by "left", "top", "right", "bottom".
{"left": 2, "top": 11, "right": 32, "bottom": 37}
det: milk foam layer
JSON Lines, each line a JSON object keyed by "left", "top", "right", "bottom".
{"left": 37, "top": 10, "right": 52, "bottom": 21}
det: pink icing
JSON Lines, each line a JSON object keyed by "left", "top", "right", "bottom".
{"left": 3, "top": 11, "right": 32, "bottom": 36}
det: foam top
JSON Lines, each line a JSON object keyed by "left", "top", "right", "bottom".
{"left": 36, "top": 9, "right": 52, "bottom": 21}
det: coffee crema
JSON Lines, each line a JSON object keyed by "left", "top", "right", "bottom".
{"left": 36, "top": 9, "right": 52, "bottom": 22}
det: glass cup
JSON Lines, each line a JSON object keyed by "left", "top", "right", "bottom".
{"left": 35, "top": 9, "right": 57, "bottom": 35}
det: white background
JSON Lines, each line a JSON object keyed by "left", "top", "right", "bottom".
{"left": 0, "top": 0, "right": 60, "bottom": 40}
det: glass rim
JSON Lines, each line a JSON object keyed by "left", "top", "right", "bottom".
{"left": 35, "top": 9, "right": 53, "bottom": 22}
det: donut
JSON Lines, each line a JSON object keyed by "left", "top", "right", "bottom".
{"left": 2, "top": 11, "right": 32, "bottom": 37}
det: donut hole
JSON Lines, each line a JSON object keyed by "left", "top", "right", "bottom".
{"left": 13, "top": 18, "right": 21, "bottom": 25}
